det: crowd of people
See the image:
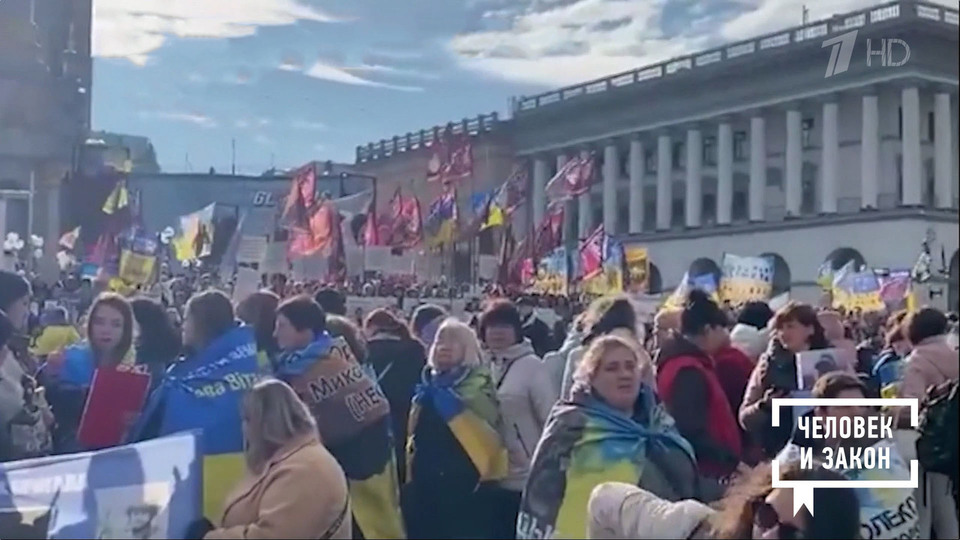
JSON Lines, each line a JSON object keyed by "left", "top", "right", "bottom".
{"left": 0, "top": 266, "right": 958, "bottom": 539}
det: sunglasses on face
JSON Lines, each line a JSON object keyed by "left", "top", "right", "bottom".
{"left": 752, "top": 500, "right": 804, "bottom": 540}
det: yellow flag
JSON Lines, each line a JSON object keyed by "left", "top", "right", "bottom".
{"left": 102, "top": 183, "right": 130, "bottom": 215}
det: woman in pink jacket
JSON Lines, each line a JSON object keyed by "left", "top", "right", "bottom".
{"left": 899, "top": 307, "right": 959, "bottom": 540}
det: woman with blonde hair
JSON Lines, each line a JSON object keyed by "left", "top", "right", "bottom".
{"left": 404, "top": 318, "right": 507, "bottom": 539}
{"left": 518, "top": 335, "right": 698, "bottom": 540}
{"left": 201, "top": 378, "right": 351, "bottom": 539}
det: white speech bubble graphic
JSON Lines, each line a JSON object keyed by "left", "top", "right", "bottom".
{"left": 770, "top": 397, "right": 920, "bottom": 516}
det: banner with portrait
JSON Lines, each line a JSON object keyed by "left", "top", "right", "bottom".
{"left": 0, "top": 432, "right": 202, "bottom": 539}
{"left": 531, "top": 247, "right": 568, "bottom": 296}
{"left": 624, "top": 245, "right": 650, "bottom": 293}
{"left": 719, "top": 253, "right": 774, "bottom": 305}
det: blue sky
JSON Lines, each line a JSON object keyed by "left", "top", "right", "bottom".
{"left": 91, "top": 0, "right": 950, "bottom": 175}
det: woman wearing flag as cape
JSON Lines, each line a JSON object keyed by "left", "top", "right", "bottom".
{"left": 129, "top": 290, "right": 262, "bottom": 521}
{"left": 404, "top": 318, "right": 509, "bottom": 539}
{"left": 517, "top": 335, "right": 699, "bottom": 539}
{"left": 272, "top": 296, "right": 405, "bottom": 540}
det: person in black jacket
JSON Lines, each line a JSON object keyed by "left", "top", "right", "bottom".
{"left": 517, "top": 296, "right": 553, "bottom": 358}
{"left": 363, "top": 308, "right": 427, "bottom": 484}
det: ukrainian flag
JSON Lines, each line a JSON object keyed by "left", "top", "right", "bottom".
{"left": 130, "top": 325, "right": 261, "bottom": 520}
{"left": 407, "top": 366, "right": 507, "bottom": 484}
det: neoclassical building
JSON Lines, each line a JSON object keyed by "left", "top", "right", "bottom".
{"left": 355, "top": 1, "right": 959, "bottom": 307}
{"left": 515, "top": 1, "right": 958, "bottom": 306}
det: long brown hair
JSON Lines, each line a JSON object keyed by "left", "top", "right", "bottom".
{"left": 707, "top": 462, "right": 860, "bottom": 539}
{"left": 86, "top": 293, "right": 134, "bottom": 365}
{"left": 364, "top": 308, "right": 412, "bottom": 340}
{"left": 771, "top": 302, "right": 830, "bottom": 349}
{"left": 236, "top": 290, "right": 280, "bottom": 355}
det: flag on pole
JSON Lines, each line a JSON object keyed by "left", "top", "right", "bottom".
{"left": 579, "top": 224, "right": 604, "bottom": 280}
{"left": 545, "top": 154, "right": 596, "bottom": 203}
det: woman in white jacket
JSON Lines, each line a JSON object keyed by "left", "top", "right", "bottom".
{"left": 479, "top": 299, "right": 557, "bottom": 539}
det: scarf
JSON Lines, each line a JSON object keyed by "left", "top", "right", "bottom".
{"left": 517, "top": 387, "right": 695, "bottom": 539}
{"left": 408, "top": 365, "right": 507, "bottom": 483}
{"left": 276, "top": 333, "right": 404, "bottom": 539}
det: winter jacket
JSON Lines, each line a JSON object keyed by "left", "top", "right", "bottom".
{"left": 544, "top": 328, "right": 583, "bottom": 401}
{"left": 655, "top": 335, "right": 741, "bottom": 478}
{"left": 587, "top": 483, "right": 713, "bottom": 539}
{"left": 729, "top": 323, "right": 770, "bottom": 362}
{"left": 487, "top": 340, "right": 556, "bottom": 491}
{"left": 206, "top": 433, "right": 352, "bottom": 540}
{"left": 740, "top": 338, "right": 812, "bottom": 458}
{"left": 899, "top": 335, "right": 959, "bottom": 401}
{"left": 365, "top": 334, "right": 426, "bottom": 485}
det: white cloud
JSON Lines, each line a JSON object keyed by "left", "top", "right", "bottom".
{"left": 449, "top": 0, "right": 958, "bottom": 88}
{"left": 235, "top": 119, "right": 251, "bottom": 129}
{"left": 304, "top": 60, "right": 424, "bottom": 92}
{"left": 141, "top": 111, "right": 218, "bottom": 128}
{"left": 93, "top": 0, "right": 342, "bottom": 65}
{"left": 254, "top": 134, "right": 274, "bottom": 145}
{"left": 346, "top": 64, "right": 440, "bottom": 81}
{"left": 290, "top": 120, "right": 327, "bottom": 131}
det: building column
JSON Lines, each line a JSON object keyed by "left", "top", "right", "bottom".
{"left": 602, "top": 142, "right": 619, "bottom": 233}
{"left": 628, "top": 137, "right": 644, "bottom": 233}
{"left": 901, "top": 86, "right": 922, "bottom": 206}
{"left": 557, "top": 153, "right": 576, "bottom": 244}
{"left": 717, "top": 122, "right": 733, "bottom": 225}
{"left": 531, "top": 156, "right": 549, "bottom": 226}
{"left": 785, "top": 108, "right": 803, "bottom": 217}
{"left": 656, "top": 134, "right": 673, "bottom": 230}
{"left": 578, "top": 151, "right": 593, "bottom": 237}
{"left": 934, "top": 92, "right": 953, "bottom": 209}
{"left": 821, "top": 101, "right": 839, "bottom": 214}
{"left": 685, "top": 128, "right": 703, "bottom": 228}
{"left": 860, "top": 94, "right": 880, "bottom": 209}
{"left": 749, "top": 115, "right": 766, "bottom": 221}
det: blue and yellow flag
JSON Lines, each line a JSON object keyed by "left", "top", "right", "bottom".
{"left": 408, "top": 366, "right": 507, "bottom": 484}
{"left": 425, "top": 191, "right": 458, "bottom": 248}
{"left": 131, "top": 325, "right": 261, "bottom": 520}
{"left": 832, "top": 263, "right": 885, "bottom": 312}
{"left": 517, "top": 387, "right": 695, "bottom": 539}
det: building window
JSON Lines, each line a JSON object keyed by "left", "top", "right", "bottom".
{"left": 644, "top": 148, "right": 656, "bottom": 174}
{"left": 672, "top": 141, "right": 685, "bottom": 169}
{"left": 703, "top": 136, "right": 717, "bottom": 166}
{"left": 733, "top": 131, "right": 748, "bottom": 161}
{"left": 927, "top": 111, "right": 935, "bottom": 142}
{"left": 733, "top": 191, "right": 748, "bottom": 220}
{"left": 702, "top": 193, "right": 716, "bottom": 224}
{"left": 672, "top": 199, "right": 685, "bottom": 227}
{"left": 802, "top": 118, "right": 814, "bottom": 148}
{"left": 802, "top": 179, "right": 816, "bottom": 214}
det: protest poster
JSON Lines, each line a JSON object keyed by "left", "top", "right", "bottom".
{"left": 0, "top": 431, "right": 202, "bottom": 539}
{"left": 232, "top": 266, "right": 261, "bottom": 304}
{"left": 623, "top": 245, "right": 649, "bottom": 293}
{"left": 236, "top": 235, "right": 269, "bottom": 265}
{"left": 531, "top": 247, "right": 568, "bottom": 296}
{"left": 796, "top": 347, "right": 857, "bottom": 390}
{"left": 719, "top": 253, "right": 774, "bottom": 304}
{"left": 832, "top": 268, "right": 886, "bottom": 312}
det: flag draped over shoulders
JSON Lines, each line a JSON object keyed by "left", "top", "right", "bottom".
{"left": 276, "top": 334, "right": 405, "bottom": 539}
{"left": 517, "top": 388, "right": 695, "bottom": 540}
{"left": 130, "top": 324, "right": 261, "bottom": 521}
{"left": 408, "top": 366, "right": 508, "bottom": 483}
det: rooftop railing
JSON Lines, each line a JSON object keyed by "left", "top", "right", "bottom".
{"left": 512, "top": 0, "right": 958, "bottom": 113}
{"left": 355, "top": 112, "right": 500, "bottom": 163}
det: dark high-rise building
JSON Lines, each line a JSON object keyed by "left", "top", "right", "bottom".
{"left": 0, "top": 0, "right": 92, "bottom": 257}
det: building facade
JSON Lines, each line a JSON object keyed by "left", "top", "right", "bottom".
{"left": 0, "top": 0, "right": 92, "bottom": 256}
{"left": 88, "top": 131, "right": 162, "bottom": 174}
{"left": 513, "top": 0, "right": 959, "bottom": 306}
{"left": 351, "top": 1, "right": 959, "bottom": 307}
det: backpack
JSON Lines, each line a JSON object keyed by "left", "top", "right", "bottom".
{"left": 915, "top": 379, "right": 959, "bottom": 479}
